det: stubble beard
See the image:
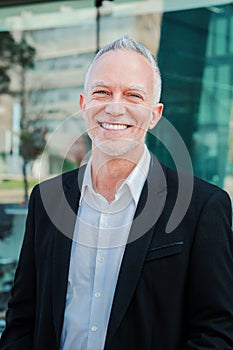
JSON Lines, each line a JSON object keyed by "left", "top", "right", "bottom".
{"left": 91, "top": 135, "right": 143, "bottom": 157}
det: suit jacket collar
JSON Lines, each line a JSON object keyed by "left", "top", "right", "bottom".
{"left": 51, "top": 167, "right": 84, "bottom": 342}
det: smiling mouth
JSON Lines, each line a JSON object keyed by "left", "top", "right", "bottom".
{"left": 99, "top": 122, "right": 130, "bottom": 130}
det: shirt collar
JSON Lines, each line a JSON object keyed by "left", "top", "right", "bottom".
{"left": 118, "top": 146, "right": 151, "bottom": 205}
{"left": 80, "top": 146, "right": 151, "bottom": 206}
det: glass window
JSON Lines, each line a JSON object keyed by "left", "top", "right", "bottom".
{"left": 0, "top": 0, "right": 232, "bottom": 324}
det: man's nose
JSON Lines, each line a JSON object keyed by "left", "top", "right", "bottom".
{"left": 105, "top": 100, "right": 126, "bottom": 116}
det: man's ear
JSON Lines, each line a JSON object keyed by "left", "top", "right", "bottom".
{"left": 79, "top": 93, "right": 85, "bottom": 111}
{"left": 148, "top": 103, "right": 163, "bottom": 129}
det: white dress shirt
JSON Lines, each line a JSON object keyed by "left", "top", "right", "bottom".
{"left": 60, "top": 146, "right": 151, "bottom": 350}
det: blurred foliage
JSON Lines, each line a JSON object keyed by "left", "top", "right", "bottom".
{"left": 20, "top": 128, "right": 47, "bottom": 161}
{"left": 0, "top": 179, "right": 38, "bottom": 190}
{"left": 0, "top": 32, "right": 35, "bottom": 94}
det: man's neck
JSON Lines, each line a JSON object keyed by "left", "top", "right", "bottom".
{"left": 90, "top": 147, "right": 144, "bottom": 203}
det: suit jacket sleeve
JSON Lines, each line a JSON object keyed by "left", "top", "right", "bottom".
{"left": 184, "top": 189, "right": 233, "bottom": 349}
{"left": 0, "top": 186, "right": 37, "bottom": 349}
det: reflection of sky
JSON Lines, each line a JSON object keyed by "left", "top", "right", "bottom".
{"left": 0, "top": 0, "right": 230, "bottom": 32}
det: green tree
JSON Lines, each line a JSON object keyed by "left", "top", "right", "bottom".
{"left": 0, "top": 31, "right": 46, "bottom": 204}
{"left": 0, "top": 32, "right": 18, "bottom": 93}
{"left": 15, "top": 34, "right": 37, "bottom": 204}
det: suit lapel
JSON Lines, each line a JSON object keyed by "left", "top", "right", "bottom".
{"left": 105, "top": 156, "right": 167, "bottom": 345}
{"left": 52, "top": 229, "right": 72, "bottom": 343}
{"left": 51, "top": 167, "right": 85, "bottom": 342}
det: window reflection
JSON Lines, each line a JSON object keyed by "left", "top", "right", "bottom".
{"left": 0, "top": 0, "right": 232, "bottom": 328}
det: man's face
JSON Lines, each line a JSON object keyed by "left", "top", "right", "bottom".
{"left": 80, "top": 50, "right": 163, "bottom": 158}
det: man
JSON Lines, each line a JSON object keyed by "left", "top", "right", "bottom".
{"left": 0, "top": 36, "right": 233, "bottom": 350}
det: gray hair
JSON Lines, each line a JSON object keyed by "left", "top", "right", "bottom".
{"left": 84, "top": 35, "right": 162, "bottom": 103}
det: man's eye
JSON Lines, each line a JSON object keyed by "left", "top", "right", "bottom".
{"left": 128, "top": 93, "right": 143, "bottom": 99}
{"left": 93, "top": 90, "right": 109, "bottom": 95}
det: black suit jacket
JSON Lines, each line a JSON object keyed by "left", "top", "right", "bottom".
{"left": 1, "top": 156, "right": 233, "bottom": 350}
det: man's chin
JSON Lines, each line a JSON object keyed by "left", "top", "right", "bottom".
{"left": 94, "top": 140, "right": 141, "bottom": 158}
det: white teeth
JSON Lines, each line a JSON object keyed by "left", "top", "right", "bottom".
{"left": 101, "top": 123, "right": 128, "bottom": 130}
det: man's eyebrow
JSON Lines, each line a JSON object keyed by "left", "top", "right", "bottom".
{"left": 90, "top": 82, "right": 147, "bottom": 95}
{"left": 126, "top": 84, "right": 147, "bottom": 94}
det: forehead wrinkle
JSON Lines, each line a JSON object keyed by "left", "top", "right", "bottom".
{"left": 91, "top": 81, "right": 110, "bottom": 89}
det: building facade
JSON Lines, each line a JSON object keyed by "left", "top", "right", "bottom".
{"left": 0, "top": 0, "right": 232, "bottom": 321}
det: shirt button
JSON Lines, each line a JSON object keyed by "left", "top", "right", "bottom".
{"left": 95, "top": 292, "right": 101, "bottom": 298}
{"left": 97, "top": 254, "right": 104, "bottom": 263}
{"left": 91, "top": 325, "right": 98, "bottom": 332}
